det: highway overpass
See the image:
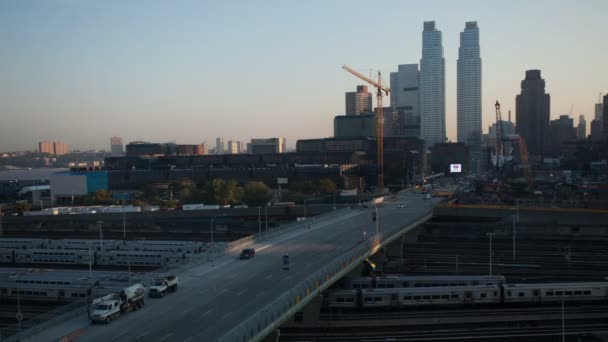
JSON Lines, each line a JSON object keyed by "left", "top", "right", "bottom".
{"left": 23, "top": 191, "right": 435, "bottom": 342}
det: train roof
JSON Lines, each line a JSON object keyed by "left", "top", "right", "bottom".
{"left": 503, "top": 282, "right": 608, "bottom": 289}
{"left": 355, "top": 275, "right": 506, "bottom": 281}
{"left": 360, "top": 285, "right": 499, "bottom": 294}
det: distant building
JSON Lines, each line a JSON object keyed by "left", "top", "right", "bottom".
{"left": 334, "top": 114, "right": 376, "bottom": 138}
{"left": 51, "top": 170, "right": 108, "bottom": 204}
{"left": 595, "top": 102, "right": 603, "bottom": 121}
{"left": 38, "top": 141, "right": 68, "bottom": 156}
{"left": 515, "top": 70, "right": 551, "bottom": 157}
{"left": 603, "top": 94, "right": 608, "bottom": 138}
{"left": 383, "top": 106, "right": 420, "bottom": 138}
{"left": 227, "top": 140, "right": 239, "bottom": 154}
{"left": 590, "top": 119, "right": 602, "bottom": 140}
{"left": 457, "top": 21, "right": 482, "bottom": 172}
{"left": 430, "top": 143, "right": 470, "bottom": 174}
{"left": 110, "top": 136, "right": 124, "bottom": 156}
{"left": 176, "top": 144, "right": 206, "bottom": 155}
{"left": 420, "top": 21, "right": 446, "bottom": 147}
{"left": 38, "top": 141, "right": 54, "bottom": 155}
{"left": 389, "top": 64, "right": 420, "bottom": 138}
{"left": 487, "top": 120, "right": 516, "bottom": 148}
{"left": 549, "top": 115, "right": 576, "bottom": 154}
{"left": 577, "top": 115, "right": 586, "bottom": 140}
{"left": 126, "top": 142, "right": 176, "bottom": 156}
{"left": 215, "top": 137, "right": 225, "bottom": 155}
{"left": 345, "top": 85, "right": 372, "bottom": 116}
{"left": 248, "top": 138, "right": 286, "bottom": 154}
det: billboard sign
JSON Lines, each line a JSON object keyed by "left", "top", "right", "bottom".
{"left": 450, "top": 164, "right": 462, "bottom": 173}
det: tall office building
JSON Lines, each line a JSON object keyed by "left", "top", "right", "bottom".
{"left": 577, "top": 115, "right": 586, "bottom": 139}
{"left": 457, "top": 21, "right": 482, "bottom": 170}
{"left": 603, "top": 94, "right": 608, "bottom": 138}
{"left": 227, "top": 140, "right": 239, "bottom": 154}
{"left": 110, "top": 136, "right": 124, "bottom": 156}
{"left": 420, "top": 21, "right": 446, "bottom": 147}
{"left": 595, "top": 101, "right": 603, "bottom": 121}
{"left": 515, "top": 70, "right": 551, "bottom": 157}
{"left": 345, "top": 85, "right": 372, "bottom": 116}
{"left": 215, "top": 137, "right": 225, "bottom": 155}
{"left": 389, "top": 64, "right": 420, "bottom": 137}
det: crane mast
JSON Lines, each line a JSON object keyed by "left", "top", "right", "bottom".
{"left": 342, "top": 65, "right": 390, "bottom": 191}
{"left": 495, "top": 101, "right": 505, "bottom": 170}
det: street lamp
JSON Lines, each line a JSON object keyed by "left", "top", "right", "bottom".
{"left": 257, "top": 207, "right": 261, "bottom": 236}
{"left": 97, "top": 221, "right": 103, "bottom": 251}
{"left": 122, "top": 193, "right": 127, "bottom": 239}
{"left": 374, "top": 206, "right": 379, "bottom": 235}
{"left": 486, "top": 232, "right": 495, "bottom": 276}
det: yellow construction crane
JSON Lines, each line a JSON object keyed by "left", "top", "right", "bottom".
{"left": 342, "top": 65, "right": 390, "bottom": 191}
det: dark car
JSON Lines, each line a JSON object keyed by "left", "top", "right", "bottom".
{"left": 239, "top": 248, "right": 255, "bottom": 259}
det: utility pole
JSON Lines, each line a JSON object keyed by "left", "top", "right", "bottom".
{"left": 97, "top": 221, "right": 103, "bottom": 251}
{"left": 487, "top": 232, "right": 495, "bottom": 276}
{"left": 122, "top": 194, "right": 126, "bottom": 239}
{"left": 258, "top": 207, "right": 261, "bottom": 236}
{"left": 375, "top": 206, "right": 379, "bottom": 235}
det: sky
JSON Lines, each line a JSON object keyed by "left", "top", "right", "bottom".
{"left": 1, "top": 0, "right": 607, "bottom": 152}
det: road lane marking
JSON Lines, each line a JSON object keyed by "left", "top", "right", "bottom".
{"left": 181, "top": 307, "right": 193, "bottom": 314}
{"left": 203, "top": 309, "right": 213, "bottom": 316}
{"left": 135, "top": 331, "right": 150, "bottom": 340}
{"left": 256, "top": 290, "right": 265, "bottom": 297}
{"left": 236, "top": 290, "right": 246, "bottom": 296}
{"left": 183, "top": 338, "right": 193, "bottom": 342}
{"left": 219, "top": 288, "right": 229, "bottom": 294}
{"left": 223, "top": 311, "right": 233, "bottom": 319}
{"left": 160, "top": 333, "right": 174, "bottom": 341}
{"left": 264, "top": 274, "right": 273, "bottom": 279}
{"left": 111, "top": 332, "right": 127, "bottom": 341}
{"left": 257, "top": 244, "right": 271, "bottom": 252}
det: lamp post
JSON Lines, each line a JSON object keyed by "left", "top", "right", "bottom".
{"left": 257, "top": 207, "right": 261, "bottom": 236}
{"left": 97, "top": 221, "right": 103, "bottom": 251}
{"left": 486, "top": 232, "right": 495, "bottom": 276}
{"left": 562, "top": 294, "right": 566, "bottom": 342}
{"left": 374, "top": 206, "right": 379, "bottom": 235}
{"left": 122, "top": 194, "right": 127, "bottom": 239}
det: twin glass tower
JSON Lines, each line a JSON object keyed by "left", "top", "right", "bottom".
{"left": 420, "top": 21, "right": 482, "bottom": 169}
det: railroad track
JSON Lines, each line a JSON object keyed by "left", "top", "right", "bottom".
{"left": 280, "top": 322, "right": 608, "bottom": 341}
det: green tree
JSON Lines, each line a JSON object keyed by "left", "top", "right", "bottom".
{"left": 204, "top": 179, "right": 240, "bottom": 205}
{"left": 84, "top": 189, "right": 114, "bottom": 205}
{"left": 243, "top": 181, "right": 273, "bottom": 206}
{"left": 318, "top": 178, "right": 337, "bottom": 194}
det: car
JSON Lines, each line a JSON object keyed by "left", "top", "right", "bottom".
{"left": 239, "top": 248, "right": 255, "bottom": 259}
{"left": 423, "top": 194, "right": 432, "bottom": 200}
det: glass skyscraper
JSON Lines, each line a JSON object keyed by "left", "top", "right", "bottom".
{"left": 420, "top": 21, "right": 446, "bottom": 147}
{"left": 457, "top": 21, "right": 482, "bottom": 171}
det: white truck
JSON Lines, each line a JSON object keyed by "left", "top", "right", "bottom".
{"left": 148, "top": 275, "right": 179, "bottom": 298}
{"left": 89, "top": 283, "right": 146, "bottom": 324}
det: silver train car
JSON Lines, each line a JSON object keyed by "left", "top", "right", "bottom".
{"left": 342, "top": 275, "right": 506, "bottom": 289}
{"left": 14, "top": 248, "right": 93, "bottom": 265}
{"left": 327, "top": 282, "right": 608, "bottom": 310}
{"left": 0, "top": 283, "right": 92, "bottom": 303}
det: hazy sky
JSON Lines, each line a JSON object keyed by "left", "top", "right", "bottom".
{"left": 1, "top": 0, "right": 607, "bottom": 152}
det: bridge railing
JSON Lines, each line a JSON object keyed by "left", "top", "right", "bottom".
{"left": 218, "top": 231, "right": 384, "bottom": 342}
{"left": 218, "top": 208, "right": 433, "bottom": 342}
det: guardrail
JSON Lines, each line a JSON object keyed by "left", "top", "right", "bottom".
{"left": 1, "top": 298, "right": 89, "bottom": 342}
{"left": 218, "top": 210, "right": 433, "bottom": 342}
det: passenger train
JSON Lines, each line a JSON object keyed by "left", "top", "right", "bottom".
{"left": 326, "top": 282, "right": 608, "bottom": 310}
{"left": 342, "top": 275, "right": 506, "bottom": 289}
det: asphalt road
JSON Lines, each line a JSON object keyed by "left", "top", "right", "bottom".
{"left": 29, "top": 191, "right": 433, "bottom": 342}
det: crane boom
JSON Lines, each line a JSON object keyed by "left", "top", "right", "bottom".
{"left": 341, "top": 65, "right": 390, "bottom": 95}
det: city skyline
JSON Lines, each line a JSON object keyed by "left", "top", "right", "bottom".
{"left": 1, "top": 1, "right": 607, "bottom": 151}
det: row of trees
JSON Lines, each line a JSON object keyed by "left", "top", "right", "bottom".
{"left": 83, "top": 177, "right": 339, "bottom": 208}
